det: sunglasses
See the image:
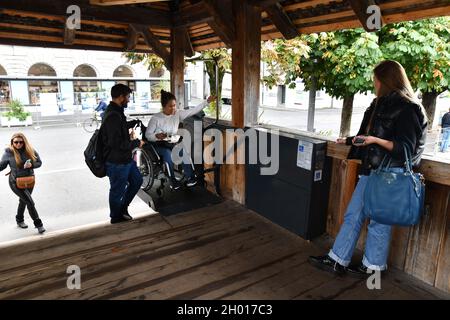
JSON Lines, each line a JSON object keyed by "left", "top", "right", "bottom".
{"left": 13, "top": 141, "right": 24, "bottom": 145}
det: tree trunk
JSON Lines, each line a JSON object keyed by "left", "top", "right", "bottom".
{"left": 340, "top": 95, "right": 354, "bottom": 137}
{"left": 206, "top": 60, "right": 224, "bottom": 115}
{"left": 307, "top": 76, "right": 317, "bottom": 132}
{"left": 422, "top": 90, "right": 439, "bottom": 128}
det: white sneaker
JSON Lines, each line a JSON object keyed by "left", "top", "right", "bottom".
{"left": 17, "top": 222, "right": 28, "bottom": 229}
{"left": 37, "top": 226, "right": 46, "bottom": 234}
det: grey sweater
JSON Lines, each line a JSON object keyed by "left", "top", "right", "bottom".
{"left": 0, "top": 148, "right": 42, "bottom": 179}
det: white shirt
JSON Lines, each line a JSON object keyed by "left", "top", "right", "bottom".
{"left": 145, "top": 101, "right": 208, "bottom": 142}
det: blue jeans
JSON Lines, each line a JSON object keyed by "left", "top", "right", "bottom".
{"left": 328, "top": 168, "right": 405, "bottom": 271}
{"left": 154, "top": 146, "right": 195, "bottom": 180}
{"left": 106, "top": 161, "right": 143, "bottom": 219}
{"left": 441, "top": 128, "right": 450, "bottom": 152}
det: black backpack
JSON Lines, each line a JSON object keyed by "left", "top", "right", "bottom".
{"left": 83, "top": 112, "right": 115, "bottom": 178}
{"left": 84, "top": 128, "right": 107, "bottom": 178}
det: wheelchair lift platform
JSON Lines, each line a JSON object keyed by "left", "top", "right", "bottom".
{"left": 138, "top": 183, "right": 223, "bottom": 217}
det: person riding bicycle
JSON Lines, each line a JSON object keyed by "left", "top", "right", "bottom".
{"left": 95, "top": 97, "right": 108, "bottom": 121}
{"left": 145, "top": 90, "right": 212, "bottom": 190}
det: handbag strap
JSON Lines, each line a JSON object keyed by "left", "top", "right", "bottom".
{"left": 403, "top": 144, "right": 413, "bottom": 173}
{"left": 376, "top": 154, "right": 393, "bottom": 173}
{"left": 377, "top": 144, "right": 412, "bottom": 173}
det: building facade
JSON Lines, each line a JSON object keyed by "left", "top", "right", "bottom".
{"left": 0, "top": 45, "right": 205, "bottom": 114}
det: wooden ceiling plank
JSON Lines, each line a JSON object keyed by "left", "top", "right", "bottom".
{"left": 90, "top": 0, "right": 170, "bottom": 6}
{"left": 0, "top": 0, "right": 172, "bottom": 28}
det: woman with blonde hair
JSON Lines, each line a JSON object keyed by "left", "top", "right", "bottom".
{"left": 0, "top": 133, "right": 45, "bottom": 233}
{"left": 309, "top": 60, "right": 428, "bottom": 277}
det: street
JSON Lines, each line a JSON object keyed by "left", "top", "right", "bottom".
{"left": 0, "top": 125, "right": 152, "bottom": 243}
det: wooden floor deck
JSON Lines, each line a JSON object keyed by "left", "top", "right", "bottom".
{"left": 0, "top": 200, "right": 448, "bottom": 300}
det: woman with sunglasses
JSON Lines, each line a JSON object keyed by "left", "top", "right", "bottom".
{"left": 0, "top": 133, "right": 45, "bottom": 233}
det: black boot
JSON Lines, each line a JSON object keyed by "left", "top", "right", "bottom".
{"left": 308, "top": 255, "right": 346, "bottom": 275}
{"left": 121, "top": 205, "right": 133, "bottom": 221}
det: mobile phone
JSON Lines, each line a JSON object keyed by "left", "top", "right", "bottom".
{"left": 354, "top": 137, "right": 366, "bottom": 145}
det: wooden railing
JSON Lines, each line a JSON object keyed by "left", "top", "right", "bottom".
{"left": 326, "top": 142, "right": 450, "bottom": 294}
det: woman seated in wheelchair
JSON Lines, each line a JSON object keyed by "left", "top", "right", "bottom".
{"left": 145, "top": 90, "right": 213, "bottom": 190}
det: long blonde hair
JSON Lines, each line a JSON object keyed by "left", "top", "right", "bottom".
{"left": 9, "top": 133, "right": 37, "bottom": 166}
{"left": 373, "top": 60, "right": 427, "bottom": 120}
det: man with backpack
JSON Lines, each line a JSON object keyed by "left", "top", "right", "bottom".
{"left": 101, "top": 84, "right": 145, "bottom": 224}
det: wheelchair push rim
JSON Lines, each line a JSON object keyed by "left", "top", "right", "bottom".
{"left": 133, "top": 148, "right": 154, "bottom": 191}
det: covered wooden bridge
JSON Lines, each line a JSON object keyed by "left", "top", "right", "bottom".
{"left": 0, "top": 0, "right": 450, "bottom": 299}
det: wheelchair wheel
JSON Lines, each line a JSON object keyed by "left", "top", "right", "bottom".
{"left": 133, "top": 148, "right": 154, "bottom": 191}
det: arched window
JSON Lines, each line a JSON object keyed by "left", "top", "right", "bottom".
{"left": 73, "top": 64, "right": 97, "bottom": 77}
{"left": 113, "top": 65, "right": 135, "bottom": 103}
{"left": 27, "top": 63, "right": 58, "bottom": 105}
{"left": 73, "top": 64, "right": 99, "bottom": 105}
{"left": 0, "top": 65, "right": 9, "bottom": 106}
{"left": 113, "top": 65, "right": 134, "bottom": 78}
{"left": 28, "top": 63, "right": 57, "bottom": 77}
{"left": 0, "top": 65, "right": 7, "bottom": 76}
{"left": 149, "top": 67, "right": 165, "bottom": 78}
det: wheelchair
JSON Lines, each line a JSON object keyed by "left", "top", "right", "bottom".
{"left": 131, "top": 120, "right": 194, "bottom": 197}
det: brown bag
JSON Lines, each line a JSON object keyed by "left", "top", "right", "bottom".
{"left": 16, "top": 176, "right": 35, "bottom": 189}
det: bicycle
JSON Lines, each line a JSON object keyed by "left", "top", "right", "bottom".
{"left": 83, "top": 111, "right": 102, "bottom": 133}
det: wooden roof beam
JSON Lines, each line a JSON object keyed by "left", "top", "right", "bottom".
{"left": 130, "top": 24, "right": 172, "bottom": 70}
{"left": 248, "top": 0, "right": 280, "bottom": 7}
{"left": 90, "top": 0, "right": 170, "bottom": 5}
{"left": 202, "top": 0, "right": 235, "bottom": 48}
{"left": 348, "top": 0, "right": 384, "bottom": 32}
{"left": 125, "top": 25, "right": 139, "bottom": 51}
{"left": 0, "top": 0, "right": 172, "bottom": 28}
{"left": 183, "top": 27, "right": 195, "bottom": 57}
{"left": 63, "top": 17, "right": 76, "bottom": 45}
{"left": 265, "top": 2, "right": 299, "bottom": 40}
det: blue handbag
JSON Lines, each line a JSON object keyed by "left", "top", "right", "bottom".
{"left": 363, "top": 145, "right": 425, "bottom": 226}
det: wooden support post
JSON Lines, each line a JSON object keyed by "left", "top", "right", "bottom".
{"left": 231, "top": 0, "right": 261, "bottom": 127}
{"left": 227, "top": 1, "right": 261, "bottom": 205}
{"left": 171, "top": 26, "right": 186, "bottom": 109}
{"left": 63, "top": 17, "right": 76, "bottom": 45}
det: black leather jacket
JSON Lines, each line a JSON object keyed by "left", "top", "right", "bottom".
{"left": 346, "top": 92, "right": 427, "bottom": 175}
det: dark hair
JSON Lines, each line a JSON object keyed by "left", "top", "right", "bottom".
{"left": 111, "top": 84, "right": 132, "bottom": 99}
{"left": 161, "top": 90, "right": 176, "bottom": 108}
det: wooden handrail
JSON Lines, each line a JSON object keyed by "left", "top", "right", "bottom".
{"left": 327, "top": 141, "right": 450, "bottom": 187}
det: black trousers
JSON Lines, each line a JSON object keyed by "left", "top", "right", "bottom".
{"left": 9, "top": 178, "right": 42, "bottom": 227}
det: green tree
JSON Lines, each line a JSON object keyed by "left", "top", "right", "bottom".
{"left": 322, "top": 29, "right": 383, "bottom": 136}
{"left": 262, "top": 30, "right": 382, "bottom": 136}
{"left": 379, "top": 17, "right": 450, "bottom": 127}
{"left": 186, "top": 49, "right": 231, "bottom": 116}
